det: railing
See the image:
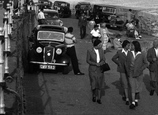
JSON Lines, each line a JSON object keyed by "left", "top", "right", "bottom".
{"left": 0, "top": 0, "right": 37, "bottom": 115}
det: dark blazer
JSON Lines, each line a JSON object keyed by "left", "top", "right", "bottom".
{"left": 112, "top": 49, "right": 127, "bottom": 73}
{"left": 126, "top": 51, "right": 148, "bottom": 77}
{"left": 86, "top": 48, "right": 106, "bottom": 72}
{"left": 147, "top": 47, "right": 158, "bottom": 72}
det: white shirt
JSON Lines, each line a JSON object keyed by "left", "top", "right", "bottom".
{"left": 154, "top": 48, "right": 158, "bottom": 57}
{"left": 131, "top": 51, "right": 141, "bottom": 59}
{"left": 122, "top": 49, "right": 128, "bottom": 56}
{"left": 94, "top": 48, "right": 100, "bottom": 63}
{"left": 38, "top": 11, "right": 45, "bottom": 19}
{"left": 90, "top": 29, "right": 101, "bottom": 37}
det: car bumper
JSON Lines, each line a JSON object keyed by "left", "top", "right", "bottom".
{"left": 30, "top": 61, "right": 68, "bottom": 66}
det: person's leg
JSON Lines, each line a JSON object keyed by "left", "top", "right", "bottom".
{"left": 129, "top": 77, "right": 136, "bottom": 109}
{"left": 67, "top": 46, "right": 81, "bottom": 74}
{"left": 135, "top": 74, "right": 143, "bottom": 106}
{"left": 121, "top": 73, "right": 129, "bottom": 105}
{"left": 150, "top": 72, "right": 157, "bottom": 96}
{"left": 80, "top": 26, "right": 83, "bottom": 39}
{"left": 83, "top": 26, "right": 87, "bottom": 37}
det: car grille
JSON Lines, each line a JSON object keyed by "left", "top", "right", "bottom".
{"left": 43, "top": 46, "right": 55, "bottom": 63}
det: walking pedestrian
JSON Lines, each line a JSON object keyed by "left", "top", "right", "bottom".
{"left": 99, "top": 23, "right": 113, "bottom": 51}
{"left": 78, "top": 13, "right": 87, "bottom": 39}
{"left": 86, "top": 39, "right": 106, "bottom": 104}
{"left": 37, "top": 8, "right": 45, "bottom": 24}
{"left": 147, "top": 39, "right": 158, "bottom": 96}
{"left": 65, "top": 27, "right": 84, "bottom": 75}
{"left": 112, "top": 40, "right": 131, "bottom": 105}
{"left": 125, "top": 41, "right": 148, "bottom": 109}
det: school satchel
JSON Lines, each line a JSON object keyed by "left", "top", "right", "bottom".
{"left": 100, "top": 62, "right": 110, "bottom": 72}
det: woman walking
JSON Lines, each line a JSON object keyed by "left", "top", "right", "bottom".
{"left": 112, "top": 40, "right": 131, "bottom": 105}
{"left": 86, "top": 39, "right": 106, "bottom": 104}
{"left": 99, "top": 23, "right": 113, "bottom": 51}
{"left": 125, "top": 41, "right": 148, "bottom": 109}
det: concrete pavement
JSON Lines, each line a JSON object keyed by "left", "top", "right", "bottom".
{"left": 23, "top": 18, "right": 158, "bottom": 115}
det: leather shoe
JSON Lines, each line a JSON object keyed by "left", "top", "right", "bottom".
{"left": 135, "top": 102, "right": 138, "bottom": 106}
{"left": 92, "top": 97, "right": 96, "bottom": 102}
{"left": 129, "top": 104, "right": 135, "bottom": 109}
{"left": 126, "top": 101, "right": 129, "bottom": 105}
{"left": 150, "top": 90, "right": 154, "bottom": 96}
{"left": 97, "top": 99, "right": 102, "bottom": 104}
{"left": 75, "top": 72, "right": 85, "bottom": 75}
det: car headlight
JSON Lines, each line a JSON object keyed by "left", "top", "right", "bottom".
{"left": 36, "top": 47, "right": 42, "bottom": 53}
{"left": 56, "top": 48, "right": 62, "bottom": 54}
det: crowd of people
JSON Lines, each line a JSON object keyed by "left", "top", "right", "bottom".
{"left": 36, "top": 7, "right": 158, "bottom": 110}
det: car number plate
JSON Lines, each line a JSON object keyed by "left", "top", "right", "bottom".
{"left": 40, "top": 65, "right": 56, "bottom": 70}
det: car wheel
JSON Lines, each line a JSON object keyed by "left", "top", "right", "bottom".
{"left": 28, "top": 63, "right": 38, "bottom": 73}
{"left": 62, "top": 66, "right": 72, "bottom": 75}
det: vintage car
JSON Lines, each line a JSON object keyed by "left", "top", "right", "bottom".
{"left": 28, "top": 25, "right": 70, "bottom": 74}
{"left": 75, "top": 2, "right": 92, "bottom": 19}
{"left": 43, "top": 9, "right": 63, "bottom": 26}
{"left": 53, "top": 1, "right": 71, "bottom": 18}
{"left": 93, "top": 4, "right": 126, "bottom": 30}
{"left": 38, "top": 0, "right": 53, "bottom": 9}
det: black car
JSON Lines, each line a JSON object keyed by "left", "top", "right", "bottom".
{"left": 38, "top": 0, "right": 53, "bottom": 9}
{"left": 75, "top": 2, "right": 92, "bottom": 19}
{"left": 53, "top": 1, "right": 71, "bottom": 18}
{"left": 93, "top": 4, "right": 126, "bottom": 30}
{"left": 28, "top": 25, "right": 70, "bottom": 74}
{"left": 43, "top": 9, "right": 63, "bottom": 26}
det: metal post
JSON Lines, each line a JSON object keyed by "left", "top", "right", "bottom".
{"left": 7, "top": 3, "right": 11, "bottom": 52}
{"left": 0, "top": 27, "right": 5, "bottom": 115}
{"left": 3, "top": 11, "right": 9, "bottom": 76}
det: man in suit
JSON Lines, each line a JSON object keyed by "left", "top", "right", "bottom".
{"left": 112, "top": 40, "right": 130, "bottom": 105}
{"left": 147, "top": 39, "right": 158, "bottom": 96}
{"left": 86, "top": 39, "right": 106, "bottom": 104}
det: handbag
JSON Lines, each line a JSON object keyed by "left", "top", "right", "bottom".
{"left": 100, "top": 62, "right": 110, "bottom": 72}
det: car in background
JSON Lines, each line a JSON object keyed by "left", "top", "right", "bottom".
{"left": 53, "top": 1, "right": 71, "bottom": 18}
{"left": 75, "top": 2, "right": 92, "bottom": 19}
{"left": 43, "top": 9, "right": 63, "bottom": 26}
{"left": 93, "top": 4, "right": 126, "bottom": 30}
{"left": 28, "top": 25, "right": 70, "bottom": 74}
{"left": 38, "top": 0, "right": 53, "bottom": 9}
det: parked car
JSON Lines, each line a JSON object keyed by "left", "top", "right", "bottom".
{"left": 43, "top": 9, "right": 63, "bottom": 26}
{"left": 53, "top": 1, "right": 71, "bottom": 18}
{"left": 38, "top": 0, "right": 53, "bottom": 9}
{"left": 93, "top": 4, "right": 126, "bottom": 30}
{"left": 75, "top": 2, "right": 92, "bottom": 19}
{"left": 28, "top": 25, "right": 70, "bottom": 74}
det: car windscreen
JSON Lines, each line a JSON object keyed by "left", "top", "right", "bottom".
{"left": 80, "top": 4, "right": 90, "bottom": 9}
{"left": 44, "top": 12, "right": 59, "bottom": 19}
{"left": 102, "top": 7, "right": 116, "bottom": 14}
{"left": 37, "top": 31, "right": 64, "bottom": 42}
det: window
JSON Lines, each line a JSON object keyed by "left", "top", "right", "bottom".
{"left": 37, "top": 31, "right": 64, "bottom": 42}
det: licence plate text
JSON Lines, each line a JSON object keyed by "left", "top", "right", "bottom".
{"left": 40, "top": 65, "right": 56, "bottom": 70}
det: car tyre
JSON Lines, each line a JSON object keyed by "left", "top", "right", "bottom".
{"left": 62, "top": 66, "right": 71, "bottom": 75}
{"left": 28, "top": 63, "right": 38, "bottom": 73}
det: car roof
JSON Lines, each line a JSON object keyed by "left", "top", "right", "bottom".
{"left": 54, "top": 1, "right": 69, "bottom": 4}
{"left": 43, "top": 9, "right": 58, "bottom": 13}
{"left": 37, "top": 25, "right": 65, "bottom": 33}
{"left": 77, "top": 2, "right": 91, "bottom": 5}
